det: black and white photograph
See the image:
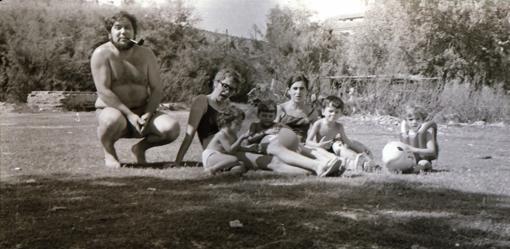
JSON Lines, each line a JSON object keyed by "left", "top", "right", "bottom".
{"left": 1, "top": 0, "right": 509, "bottom": 248}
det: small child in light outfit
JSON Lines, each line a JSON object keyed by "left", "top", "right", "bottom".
{"left": 399, "top": 104, "right": 439, "bottom": 173}
{"left": 306, "top": 95, "right": 377, "bottom": 172}
{"left": 245, "top": 100, "right": 285, "bottom": 154}
{"left": 202, "top": 106, "right": 250, "bottom": 175}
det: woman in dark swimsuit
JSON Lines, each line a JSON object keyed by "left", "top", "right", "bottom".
{"left": 174, "top": 68, "right": 239, "bottom": 166}
{"left": 275, "top": 74, "right": 318, "bottom": 141}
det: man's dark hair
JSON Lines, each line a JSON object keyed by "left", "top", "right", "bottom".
{"left": 104, "top": 11, "right": 138, "bottom": 36}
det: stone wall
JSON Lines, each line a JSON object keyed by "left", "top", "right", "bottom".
{"left": 27, "top": 91, "right": 96, "bottom": 111}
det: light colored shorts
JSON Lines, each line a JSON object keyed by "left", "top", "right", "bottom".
{"left": 202, "top": 149, "right": 219, "bottom": 169}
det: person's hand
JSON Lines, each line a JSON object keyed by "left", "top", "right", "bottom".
{"left": 318, "top": 136, "right": 333, "bottom": 149}
{"left": 365, "top": 149, "right": 374, "bottom": 159}
{"left": 295, "top": 117, "right": 310, "bottom": 125}
{"left": 139, "top": 112, "right": 153, "bottom": 133}
{"left": 334, "top": 133, "right": 342, "bottom": 141}
{"left": 127, "top": 113, "right": 143, "bottom": 134}
{"left": 170, "top": 160, "right": 183, "bottom": 168}
{"left": 264, "top": 127, "right": 280, "bottom": 135}
{"left": 240, "top": 131, "right": 251, "bottom": 140}
{"left": 244, "top": 144, "right": 259, "bottom": 152}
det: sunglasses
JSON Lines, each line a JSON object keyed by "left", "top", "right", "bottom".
{"left": 220, "top": 82, "right": 237, "bottom": 92}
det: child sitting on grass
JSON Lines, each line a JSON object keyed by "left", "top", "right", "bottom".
{"left": 399, "top": 104, "right": 439, "bottom": 173}
{"left": 245, "top": 100, "right": 285, "bottom": 154}
{"left": 306, "top": 95, "right": 377, "bottom": 172}
{"left": 202, "top": 106, "right": 251, "bottom": 175}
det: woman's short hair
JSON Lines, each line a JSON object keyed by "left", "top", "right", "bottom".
{"left": 104, "top": 11, "right": 138, "bottom": 36}
{"left": 217, "top": 106, "right": 245, "bottom": 128}
{"left": 214, "top": 68, "right": 241, "bottom": 84}
{"left": 286, "top": 73, "right": 309, "bottom": 89}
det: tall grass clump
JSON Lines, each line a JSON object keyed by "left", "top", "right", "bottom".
{"left": 436, "top": 82, "right": 510, "bottom": 123}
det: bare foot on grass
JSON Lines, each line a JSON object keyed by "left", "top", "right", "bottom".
{"left": 131, "top": 144, "right": 146, "bottom": 164}
{"left": 104, "top": 155, "right": 121, "bottom": 168}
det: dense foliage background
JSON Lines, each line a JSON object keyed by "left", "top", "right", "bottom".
{"left": 0, "top": 0, "right": 509, "bottom": 122}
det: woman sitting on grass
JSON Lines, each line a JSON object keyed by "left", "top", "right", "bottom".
{"left": 174, "top": 68, "right": 241, "bottom": 166}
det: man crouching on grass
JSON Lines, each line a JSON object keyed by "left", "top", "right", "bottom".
{"left": 90, "top": 11, "right": 180, "bottom": 168}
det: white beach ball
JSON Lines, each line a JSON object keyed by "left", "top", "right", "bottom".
{"left": 382, "top": 141, "right": 416, "bottom": 172}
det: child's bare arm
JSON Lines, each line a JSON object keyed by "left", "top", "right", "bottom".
{"left": 246, "top": 123, "right": 267, "bottom": 145}
{"left": 306, "top": 120, "right": 333, "bottom": 149}
{"left": 337, "top": 124, "right": 353, "bottom": 146}
{"left": 305, "top": 120, "right": 320, "bottom": 146}
{"left": 340, "top": 124, "right": 371, "bottom": 155}
{"left": 220, "top": 131, "right": 250, "bottom": 154}
{"left": 399, "top": 120, "right": 410, "bottom": 143}
{"left": 408, "top": 123, "right": 439, "bottom": 159}
{"left": 407, "top": 137, "right": 437, "bottom": 158}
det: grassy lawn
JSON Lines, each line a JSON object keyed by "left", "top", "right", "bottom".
{"left": 1, "top": 110, "right": 509, "bottom": 249}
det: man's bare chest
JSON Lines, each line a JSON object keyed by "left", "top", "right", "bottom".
{"left": 109, "top": 58, "right": 147, "bottom": 85}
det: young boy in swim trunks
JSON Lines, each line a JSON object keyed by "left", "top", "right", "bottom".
{"left": 245, "top": 100, "right": 285, "bottom": 154}
{"left": 202, "top": 106, "right": 251, "bottom": 175}
{"left": 399, "top": 104, "right": 439, "bottom": 173}
{"left": 306, "top": 95, "right": 377, "bottom": 172}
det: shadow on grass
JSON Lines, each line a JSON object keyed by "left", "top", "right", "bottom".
{"left": 1, "top": 173, "right": 509, "bottom": 249}
{"left": 122, "top": 161, "right": 203, "bottom": 169}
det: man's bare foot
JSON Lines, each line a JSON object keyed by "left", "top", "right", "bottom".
{"left": 131, "top": 144, "right": 146, "bottom": 164}
{"left": 104, "top": 156, "right": 121, "bottom": 168}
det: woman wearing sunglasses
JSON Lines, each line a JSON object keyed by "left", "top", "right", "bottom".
{"left": 174, "top": 68, "right": 240, "bottom": 166}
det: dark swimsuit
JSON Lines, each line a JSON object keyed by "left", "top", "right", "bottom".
{"left": 196, "top": 102, "right": 220, "bottom": 147}
{"left": 279, "top": 109, "right": 315, "bottom": 142}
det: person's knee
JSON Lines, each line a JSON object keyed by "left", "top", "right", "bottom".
{"left": 97, "top": 108, "right": 126, "bottom": 132}
{"left": 417, "top": 160, "right": 432, "bottom": 170}
{"left": 276, "top": 128, "right": 300, "bottom": 151}
{"left": 152, "top": 113, "right": 180, "bottom": 140}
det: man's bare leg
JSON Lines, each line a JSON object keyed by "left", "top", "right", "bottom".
{"left": 96, "top": 108, "right": 128, "bottom": 168}
{"left": 131, "top": 112, "right": 180, "bottom": 163}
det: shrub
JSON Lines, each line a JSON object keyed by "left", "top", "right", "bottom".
{"left": 0, "top": 0, "right": 263, "bottom": 103}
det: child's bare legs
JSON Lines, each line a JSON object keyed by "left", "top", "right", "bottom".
{"left": 332, "top": 142, "right": 360, "bottom": 170}
{"left": 332, "top": 142, "right": 378, "bottom": 172}
{"left": 203, "top": 151, "right": 246, "bottom": 175}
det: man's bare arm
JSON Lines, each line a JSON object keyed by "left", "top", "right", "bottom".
{"left": 144, "top": 48, "right": 163, "bottom": 114}
{"left": 219, "top": 131, "right": 250, "bottom": 154}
